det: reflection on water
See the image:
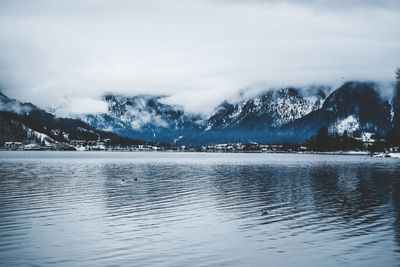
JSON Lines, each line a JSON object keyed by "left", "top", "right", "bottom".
{"left": 0, "top": 151, "right": 399, "bottom": 266}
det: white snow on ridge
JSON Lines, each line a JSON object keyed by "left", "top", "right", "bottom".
{"left": 173, "top": 135, "right": 183, "bottom": 144}
{"left": 269, "top": 92, "right": 316, "bottom": 127}
{"left": 20, "top": 124, "right": 56, "bottom": 145}
{"left": 228, "top": 102, "right": 243, "bottom": 120}
{"left": 331, "top": 115, "right": 360, "bottom": 134}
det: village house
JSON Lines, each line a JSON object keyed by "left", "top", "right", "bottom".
{"left": 4, "top": 142, "right": 23, "bottom": 150}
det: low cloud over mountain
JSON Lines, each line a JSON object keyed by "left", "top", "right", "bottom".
{"left": 47, "top": 81, "right": 394, "bottom": 145}
{"left": 0, "top": 0, "right": 399, "bottom": 114}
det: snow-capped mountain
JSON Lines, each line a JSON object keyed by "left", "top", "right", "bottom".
{"left": 0, "top": 92, "right": 136, "bottom": 145}
{"left": 282, "top": 81, "right": 392, "bottom": 142}
{"left": 47, "top": 81, "right": 397, "bottom": 145}
{"left": 76, "top": 95, "right": 204, "bottom": 142}
{"left": 72, "top": 86, "right": 331, "bottom": 143}
{"left": 205, "top": 86, "right": 330, "bottom": 130}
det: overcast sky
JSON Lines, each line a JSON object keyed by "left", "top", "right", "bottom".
{"left": 0, "top": 0, "right": 399, "bottom": 115}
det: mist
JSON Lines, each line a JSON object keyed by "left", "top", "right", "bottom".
{"left": 0, "top": 0, "right": 399, "bottom": 115}
{"left": 0, "top": 93, "right": 33, "bottom": 114}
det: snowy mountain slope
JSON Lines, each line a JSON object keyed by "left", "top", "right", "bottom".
{"left": 72, "top": 86, "right": 331, "bottom": 143}
{"left": 205, "top": 86, "right": 330, "bottom": 130}
{"left": 282, "top": 81, "right": 392, "bottom": 142}
{"left": 0, "top": 117, "right": 55, "bottom": 145}
{"left": 0, "top": 92, "right": 140, "bottom": 145}
{"left": 77, "top": 95, "right": 204, "bottom": 142}
{"left": 43, "top": 81, "right": 396, "bottom": 145}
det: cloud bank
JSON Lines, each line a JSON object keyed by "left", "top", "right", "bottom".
{"left": 0, "top": 0, "right": 399, "bottom": 115}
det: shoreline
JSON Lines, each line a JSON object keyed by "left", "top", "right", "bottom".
{"left": 0, "top": 149, "right": 374, "bottom": 155}
{"left": 1, "top": 149, "right": 399, "bottom": 158}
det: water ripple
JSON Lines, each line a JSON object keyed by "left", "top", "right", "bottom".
{"left": 0, "top": 151, "right": 400, "bottom": 266}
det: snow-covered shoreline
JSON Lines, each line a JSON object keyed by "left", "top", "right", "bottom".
{"left": 374, "top": 153, "right": 400, "bottom": 159}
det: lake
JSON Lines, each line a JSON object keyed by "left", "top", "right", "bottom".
{"left": 0, "top": 151, "right": 399, "bottom": 266}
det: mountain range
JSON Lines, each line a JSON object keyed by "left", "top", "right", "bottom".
{"left": 1, "top": 81, "right": 398, "bottom": 145}
{"left": 60, "top": 81, "right": 396, "bottom": 144}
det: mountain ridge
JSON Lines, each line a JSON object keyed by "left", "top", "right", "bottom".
{"left": 69, "top": 81, "right": 393, "bottom": 144}
{"left": 1, "top": 81, "right": 396, "bottom": 146}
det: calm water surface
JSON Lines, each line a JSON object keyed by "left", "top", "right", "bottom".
{"left": 0, "top": 151, "right": 399, "bottom": 266}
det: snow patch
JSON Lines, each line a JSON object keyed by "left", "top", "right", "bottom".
{"left": 20, "top": 124, "right": 56, "bottom": 145}
{"left": 173, "top": 135, "right": 183, "bottom": 144}
{"left": 361, "top": 132, "right": 374, "bottom": 142}
{"left": 331, "top": 115, "right": 360, "bottom": 134}
{"left": 374, "top": 153, "right": 400, "bottom": 159}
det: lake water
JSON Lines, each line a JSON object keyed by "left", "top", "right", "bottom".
{"left": 0, "top": 151, "right": 399, "bottom": 267}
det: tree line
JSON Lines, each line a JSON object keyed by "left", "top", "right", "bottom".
{"left": 304, "top": 126, "right": 399, "bottom": 153}
{"left": 305, "top": 127, "right": 363, "bottom": 152}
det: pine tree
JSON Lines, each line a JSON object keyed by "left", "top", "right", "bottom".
{"left": 316, "top": 126, "right": 330, "bottom": 151}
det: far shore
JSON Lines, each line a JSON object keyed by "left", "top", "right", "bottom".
{"left": 1, "top": 149, "right": 399, "bottom": 158}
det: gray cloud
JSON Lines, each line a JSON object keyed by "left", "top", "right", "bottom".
{"left": 0, "top": 101, "right": 33, "bottom": 114}
{"left": 0, "top": 94, "right": 33, "bottom": 114}
{"left": 213, "top": 0, "right": 400, "bottom": 10}
{"left": 0, "top": 0, "right": 399, "bottom": 115}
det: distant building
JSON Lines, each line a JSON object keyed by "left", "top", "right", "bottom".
{"left": 96, "top": 141, "right": 105, "bottom": 146}
{"left": 24, "top": 144, "right": 41, "bottom": 150}
{"left": 55, "top": 143, "right": 75, "bottom": 150}
{"left": 234, "top": 139, "right": 244, "bottom": 150}
{"left": 70, "top": 140, "right": 86, "bottom": 146}
{"left": 4, "top": 142, "right": 23, "bottom": 150}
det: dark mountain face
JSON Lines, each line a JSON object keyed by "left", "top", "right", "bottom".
{"left": 282, "top": 82, "right": 392, "bottom": 142}
{"left": 323, "top": 82, "right": 391, "bottom": 128}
